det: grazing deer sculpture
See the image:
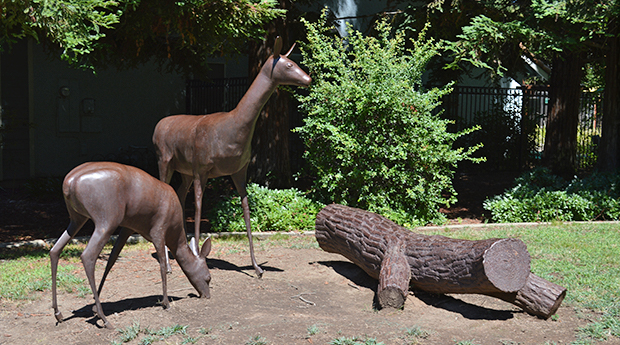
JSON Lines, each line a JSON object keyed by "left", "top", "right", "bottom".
{"left": 152, "top": 36, "right": 311, "bottom": 278}
{"left": 50, "top": 162, "right": 212, "bottom": 329}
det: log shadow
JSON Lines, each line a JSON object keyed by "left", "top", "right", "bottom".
{"left": 413, "top": 291, "right": 517, "bottom": 320}
{"left": 63, "top": 295, "right": 185, "bottom": 327}
{"left": 317, "top": 260, "right": 377, "bottom": 290}
{"left": 319, "top": 260, "right": 517, "bottom": 321}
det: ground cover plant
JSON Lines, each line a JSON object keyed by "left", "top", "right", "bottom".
{"left": 295, "top": 11, "right": 482, "bottom": 227}
{"left": 208, "top": 183, "right": 323, "bottom": 232}
{"left": 484, "top": 167, "right": 620, "bottom": 222}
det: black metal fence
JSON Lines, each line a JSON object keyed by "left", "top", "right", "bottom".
{"left": 444, "top": 86, "right": 603, "bottom": 172}
{"left": 186, "top": 80, "right": 604, "bottom": 173}
{"left": 186, "top": 78, "right": 249, "bottom": 114}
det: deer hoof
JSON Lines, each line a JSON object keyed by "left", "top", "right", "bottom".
{"left": 103, "top": 320, "right": 113, "bottom": 329}
{"left": 256, "top": 268, "right": 264, "bottom": 279}
{"left": 54, "top": 311, "right": 64, "bottom": 323}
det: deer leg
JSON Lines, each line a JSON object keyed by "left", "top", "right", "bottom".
{"left": 231, "top": 167, "right": 264, "bottom": 278}
{"left": 191, "top": 173, "right": 207, "bottom": 255}
{"left": 153, "top": 239, "right": 171, "bottom": 309}
{"left": 97, "top": 227, "right": 133, "bottom": 296}
{"left": 81, "top": 226, "right": 115, "bottom": 329}
{"left": 50, "top": 213, "right": 88, "bottom": 323}
{"left": 158, "top": 158, "right": 177, "bottom": 272}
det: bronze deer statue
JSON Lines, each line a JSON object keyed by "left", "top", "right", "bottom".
{"left": 50, "top": 162, "right": 212, "bottom": 329}
{"left": 152, "top": 36, "right": 311, "bottom": 278}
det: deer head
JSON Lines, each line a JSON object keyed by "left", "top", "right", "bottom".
{"left": 269, "top": 36, "right": 312, "bottom": 88}
{"left": 177, "top": 237, "right": 212, "bottom": 299}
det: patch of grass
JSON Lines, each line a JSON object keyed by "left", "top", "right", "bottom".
{"left": 113, "top": 322, "right": 192, "bottom": 344}
{"left": 180, "top": 335, "right": 200, "bottom": 344}
{"left": 403, "top": 326, "right": 432, "bottom": 344}
{"left": 453, "top": 340, "right": 480, "bottom": 345}
{"left": 499, "top": 340, "right": 521, "bottom": 345}
{"left": 330, "top": 337, "right": 385, "bottom": 345}
{"left": 151, "top": 324, "right": 188, "bottom": 338}
{"left": 307, "top": 324, "right": 321, "bottom": 336}
{"left": 0, "top": 250, "right": 87, "bottom": 300}
{"left": 117, "top": 321, "right": 142, "bottom": 343}
{"left": 246, "top": 335, "right": 269, "bottom": 345}
{"left": 425, "top": 222, "right": 620, "bottom": 344}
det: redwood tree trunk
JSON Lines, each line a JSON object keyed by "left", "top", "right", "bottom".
{"left": 543, "top": 50, "right": 584, "bottom": 178}
{"left": 247, "top": 0, "right": 293, "bottom": 189}
{"left": 598, "top": 21, "right": 620, "bottom": 172}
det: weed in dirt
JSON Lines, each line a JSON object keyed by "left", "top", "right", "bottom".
{"left": 138, "top": 335, "right": 158, "bottom": 345}
{"left": 117, "top": 321, "right": 141, "bottom": 342}
{"left": 198, "top": 327, "right": 211, "bottom": 335}
{"left": 453, "top": 340, "right": 480, "bottom": 345}
{"left": 307, "top": 324, "right": 320, "bottom": 336}
{"left": 151, "top": 324, "right": 188, "bottom": 338}
{"left": 180, "top": 335, "right": 200, "bottom": 344}
{"left": 246, "top": 334, "right": 269, "bottom": 345}
{"left": 330, "top": 337, "right": 385, "bottom": 345}
{"left": 499, "top": 340, "right": 521, "bottom": 345}
{"left": 402, "top": 325, "right": 432, "bottom": 343}
{"left": 112, "top": 322, "right": 191, "bottom": 344}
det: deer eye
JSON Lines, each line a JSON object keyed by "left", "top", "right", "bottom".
{"left": 287, "top": 62, "right": 293, "bottom": 68}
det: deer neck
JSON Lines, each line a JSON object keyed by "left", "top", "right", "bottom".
{"left": 170, "top": 243, "right": 196, "bottom": 268}
{"left": 232, "top": 61, "right": 278, "bottom": 128}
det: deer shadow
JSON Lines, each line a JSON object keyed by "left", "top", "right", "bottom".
{"left": 319, "top": 260, "right": 516, "bottom": 321}
{"left": 64, "top": 295, "right": 185, "bottom": 327}
{"left": 207, "top": 258, "right": 283, "bottom": 277}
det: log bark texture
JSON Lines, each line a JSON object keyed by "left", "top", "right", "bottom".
{"left": 315, "top": 204, "right": 566, "bottom": 318}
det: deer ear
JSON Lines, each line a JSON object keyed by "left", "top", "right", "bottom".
{"left": 284, "top": 42, "right": 296, "bottom": 57}
{"left": 273, "top": 36, "right": 282, "bottom": 57}
{"left": 200, "top": 236, "right": 212, "bottom": 258}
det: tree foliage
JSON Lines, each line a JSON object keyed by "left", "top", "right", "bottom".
{"left": 399, "top": 0, "right": 620, "bottom": 176}
{"left": 1, "top": 0, "right": 284, "bottom": 75}
{"left": 295, "top": 12, "right": 482, "bottom": 226}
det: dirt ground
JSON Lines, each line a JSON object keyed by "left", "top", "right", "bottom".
{"left": 0, "top": 235, "right": 607, "bottom": 345}
{"left": 0, "top": 172, "right": 612, "bottom": 344}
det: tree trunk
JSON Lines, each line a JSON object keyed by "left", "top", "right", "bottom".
{"left": 315, "top": 204, "right": 567, "bottom": 318}
{"left": 598, "top": 21, "right": 620, "bottom": 172}
{"left": 543, "top": 50, "right": 584, "bottom": 178}
{"left": 247, "top": 0, "right": 293, "bottom": 189}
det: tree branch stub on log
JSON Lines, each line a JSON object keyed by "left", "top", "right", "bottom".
{"left": 315, "top": 204, "right": 566, "bottom": 319}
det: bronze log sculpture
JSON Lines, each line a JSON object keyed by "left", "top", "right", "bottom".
{"left": 152, "top": 36, "right": 311, "bottom": 278}
{"left": 50, "top": 162, "right": 212, "bottom": 328}
{"left": 315, "top": 204, "right": 566, "bottom": 319}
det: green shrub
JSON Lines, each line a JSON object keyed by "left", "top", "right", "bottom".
{"left": 295, "top": 11, "right": 482, "bottom": 226}
{"left": 484, "top": 167, "right": 620, "bottom": 222}
{"left": 209, "top": 183, "right": 323, "bottom": 232}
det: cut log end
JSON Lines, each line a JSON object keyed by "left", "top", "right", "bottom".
{"left": 483, "top": 238, "right": 531, "bottom": 293}
{"left": 378, "top": 287, "right": 407, "bottom": 309}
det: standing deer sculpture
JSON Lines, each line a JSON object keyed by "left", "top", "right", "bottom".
{"left": 50, "top": 162, "right": 212, "bottom": 329}
{"left": 152, "top": 36, "right": 311, "bottom": 278}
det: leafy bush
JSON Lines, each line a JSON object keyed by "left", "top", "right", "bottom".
{"left": 484, "top": 167, "right": 620, "bottom": 222}
{"left": 295, "top": 12, "right": 482, "bottom": 226}
{"left": 209, "top": 183, "right": 323, "bottom": 232}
